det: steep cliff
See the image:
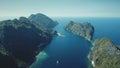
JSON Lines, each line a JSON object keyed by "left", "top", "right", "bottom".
{"left": 0, "top": 17, "right": 54, "bottom": 68}
{"left": 28, "top": 13, "right": 58, "bottom": 28}
{"left": 65, "top": 21, "right": 94, "bottom": 41}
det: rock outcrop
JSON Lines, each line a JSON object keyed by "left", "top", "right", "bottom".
{"left": 28, "top": 13, "right": 58, "bottom": 28}
{"left": 88, "top": 38, "right": 120, "bottom": 68}
{"left": 0, "top": 17, "right": 55, "bottom": 68}
{"left": 65, "top": 21, "right": 94, "bottom": 41}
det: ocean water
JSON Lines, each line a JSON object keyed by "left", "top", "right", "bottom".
{"left": 31, "top": 17, "right": 120, "bottom": 68}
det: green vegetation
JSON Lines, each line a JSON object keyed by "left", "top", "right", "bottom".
{"left": 28, "top": 13, "right": 58, "bottom": 28}
{"left": 65, "top": 21, "right": 94, "bottom": 41}
{"left": 89, "top": 37, "right": 120, "bottom": 68}
{"left": 0, "top": 16, "right": 56, "bottom": 68}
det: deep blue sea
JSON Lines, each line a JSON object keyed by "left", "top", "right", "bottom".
{"left": 31, "top": 17, "right": 120, "bottom": 68}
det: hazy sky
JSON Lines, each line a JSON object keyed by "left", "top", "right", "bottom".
{"left": 0, "top": 0, "right": 120, "bottom": 17}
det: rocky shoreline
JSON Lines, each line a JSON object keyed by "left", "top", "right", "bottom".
{"left": 88, "top": 38, "right": 120, "bottom": 68}
{"left": 65, "top": 21, "right": 94, "bottom": 42}
{"left": 65, "top": 21, "right": 120, "bottom": 68}
{"left": 0, "top": 13, "right": 58, "bottom": 68}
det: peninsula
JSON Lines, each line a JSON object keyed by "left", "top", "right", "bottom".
{"left": 0, "top": 13, "right": 57, "bottom": 68}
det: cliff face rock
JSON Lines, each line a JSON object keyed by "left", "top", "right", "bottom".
{"left": 0, "top": 17, "right": 54, "bottom": 68}
{"left": 28, "top": 13, "right": 58, "bottom": 28}
{"left": 88, "top": 38, "right": 120, "bottom": 68}
{"left": 65, "top": 21, "right": 94, "bottom": 41}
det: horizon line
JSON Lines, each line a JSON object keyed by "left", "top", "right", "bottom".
{"left": 0, "top": 15, "right": 120, "bottom": 18}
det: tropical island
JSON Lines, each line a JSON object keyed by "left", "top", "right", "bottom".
{"left": 0, "top": 12, "right": 120, "bottom": 68}
{"left": 65, "top": 21, "right": 94, "bottom": 41}
{"left": 65, "top": 21, "right": 120, "bottom": 68}
{"left": 88, "top": 37, "right": 120, "bottom": 68}
{"left": 0, "top": 13, "right": 58, "bottom": 68}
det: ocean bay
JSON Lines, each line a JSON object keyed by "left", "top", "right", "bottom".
{"left": 31, "top": 17, "right": 120, "bottom": 68}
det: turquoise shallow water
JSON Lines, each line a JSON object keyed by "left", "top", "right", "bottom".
{"left": 31, "top": 17, "right": 120, "bottom": 68}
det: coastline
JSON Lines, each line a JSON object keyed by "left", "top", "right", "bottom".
{"left": 56, "top": 32, "right": 65, "bottom": 37}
